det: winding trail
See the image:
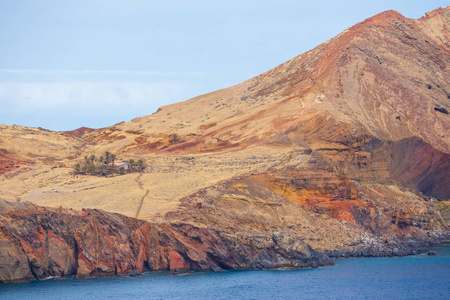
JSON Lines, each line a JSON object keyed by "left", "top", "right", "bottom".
{"left": 134, "top": 173, "right": 149, "bottom": 219}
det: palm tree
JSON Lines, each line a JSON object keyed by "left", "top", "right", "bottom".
{"left": 105, "top": 151, "right": 111, "bottom": 164}
{"left": 128, "top": 159, "right": 135, "bottom": 172}
{"left": 90, "top": 154, "right": 96, "bottom": 163}
{"left": 88, "top": 163, "right": 96, "bottom": 174}
{"left": 83, "top": 156, "right": 91, "bottom": 169}
{"left": 111, "top": 154, "right": 116, "bottom": 166}
{"left": 137, "top": 159, "right": 145, "bottom": 172}
{"left": 98, "top": 165, "right": 105, "bottom": 176}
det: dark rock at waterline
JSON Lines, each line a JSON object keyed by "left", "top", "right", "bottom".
{"left": 0, "top": 197, "right": 448, "bottom": 283}
{"left": 0, "top": 200, "right": 331, "bottom": 283}
{"left": 127, "top": 270, "right": 142, "bottom": 277}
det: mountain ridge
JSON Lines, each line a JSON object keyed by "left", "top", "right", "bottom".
{"left": 77, "top": 6, "right": 450, "bottom": 154}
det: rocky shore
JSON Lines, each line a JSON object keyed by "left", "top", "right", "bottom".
{"left": 0, "top": 199, "right": 448, "bottom": 284}
{"left": 325, "top": 234, "right": 450, "bottom": 259}
{"left": 0, "top": 200, "right": 331, "bottom": 283}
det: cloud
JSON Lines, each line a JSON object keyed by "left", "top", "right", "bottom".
{"left": 0, "top": 69, "right": 208, "bottom": 82}
{"left": 0, "top": 80, "right": 200, "bottom": 130}
{"left": 0, "top": 81, "right": 188, "bottom": 108}
{"left": 0, "top": 69, "right": 234, "bottom": 130}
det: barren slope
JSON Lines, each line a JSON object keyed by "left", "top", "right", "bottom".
{"left": 84, "top": 7, "right": 450, "bottom": 153}
{"left": 79, "top": 6, "right": 450, "bottom": 200}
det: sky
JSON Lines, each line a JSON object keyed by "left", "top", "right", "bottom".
{"left": 0, "top": 0, "right": 448, "bottom": 131}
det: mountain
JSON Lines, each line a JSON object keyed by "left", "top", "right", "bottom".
{"left": 0, "top": 7, "right": 449, "bottom": 282}
{"left": 85, "top": 6, "right": 449, "bottom": 199}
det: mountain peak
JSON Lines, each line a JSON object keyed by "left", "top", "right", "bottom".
{"left": 370, "top": 9, "right": 406, "bottom": 21}
{"left": 80, "top": 7, "right": 449, "bottom": 157}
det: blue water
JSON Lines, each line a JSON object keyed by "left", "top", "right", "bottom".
{"left": 1, "top": 243, "right": 449, "bottom": 300}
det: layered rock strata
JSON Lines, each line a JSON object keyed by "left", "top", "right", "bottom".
{"left": 0, "top": 199, "right": 331, "bottom": 283}
{"left": 1, "top": 162, "right": 448, "bottom": 283}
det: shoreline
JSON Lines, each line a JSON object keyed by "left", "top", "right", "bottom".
{"left": 3, "top": 235, "right": 449, "bottom": 285}
{"left": 1, "top": 199, "right": 448, "bottom": 284}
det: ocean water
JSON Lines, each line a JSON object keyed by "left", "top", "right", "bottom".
{"left": 1, "top": 243, "right": 449, "bottom": 300}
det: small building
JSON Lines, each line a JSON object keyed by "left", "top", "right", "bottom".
{"left": 105, "top": 162, "right": 128, "bottom": 170}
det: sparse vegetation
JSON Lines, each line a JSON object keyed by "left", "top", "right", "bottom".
{"left": 170, "top": 134, "right": 180, "bottom": 143}
{"left": 435, "top": 200, "right": 450, "bottom": 223}
{"left": 73, "top": 152, "right": 147, "bottom": 176}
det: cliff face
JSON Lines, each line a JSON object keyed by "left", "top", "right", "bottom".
{"left": 1, "top": 174, "right": 448, "bottom": 284}
{"left": 167, "top": 161, "right": 449, "bottom": 253}
{"left": 0, "top": 199, "right": 333, "bottom": 283}
{"left": 2, "top": 159, "right": 448, "bottom": 284}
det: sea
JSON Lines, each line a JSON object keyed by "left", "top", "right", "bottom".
{"left": 1, "top": 242, "right": 449, "bottom": 300}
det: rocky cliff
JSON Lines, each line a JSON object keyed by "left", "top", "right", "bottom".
{"left": 1, "top": 169, "right": 448, "bottom": 284}
{"left": 0, "top": 199, "right": 334, "bottom": 283}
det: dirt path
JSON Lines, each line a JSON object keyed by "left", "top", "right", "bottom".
{"left": 134, "top": 173, "right": 149, "bottom": 219}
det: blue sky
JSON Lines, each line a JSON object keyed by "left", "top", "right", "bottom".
{"left": 1, "top": 0, "right": 448, "bottom": 131}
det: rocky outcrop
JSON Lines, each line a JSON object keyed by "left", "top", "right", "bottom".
{"left": 1, "top": 161, "right": 448, "bottom": 283}
{"left": 3, "top": 173, "right": 447, "bottom": 284}
{"left": 166, "top": 167, "right": 449, "bottom": 263}
{"left": 0, "top": 149, "right": 27, "bottom": 176}
{"left": 387, "top": 138, "right": 450, "bottom": 200}
{"left": 0, "top": 199, "right": 332, "bottom": 283}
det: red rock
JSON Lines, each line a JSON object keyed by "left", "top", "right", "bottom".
{"left": 169, "top": 248, "right": 189, "bottom": 270}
